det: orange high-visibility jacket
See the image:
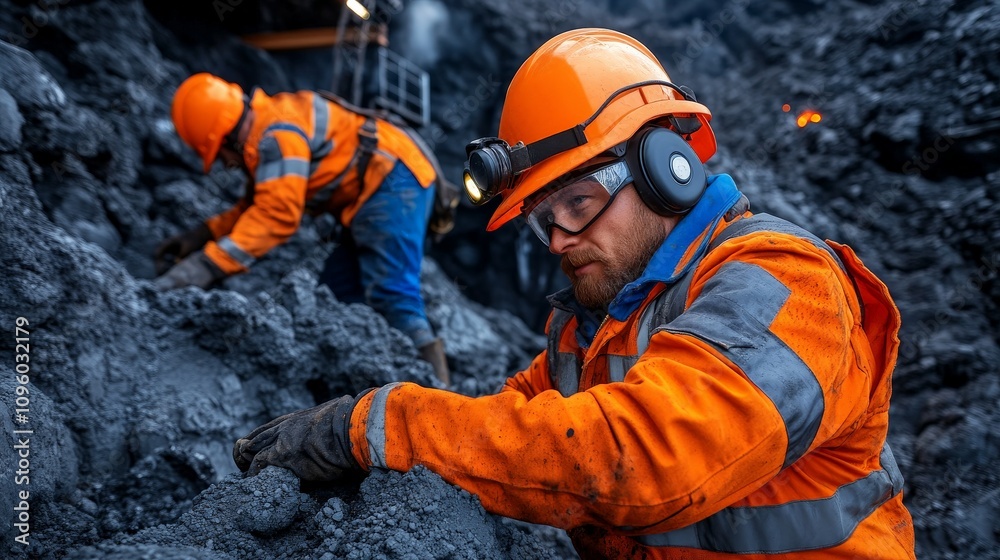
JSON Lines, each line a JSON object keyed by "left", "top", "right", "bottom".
{"left": 349, "top": 187, "right": 914, "bottom": 557}
{"left": 201, "top": 89, "right": 437, "bottom": 275}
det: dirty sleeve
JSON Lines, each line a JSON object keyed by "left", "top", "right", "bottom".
{"left": 350, "top": 234, "right": 873, "bottom": 533}
{"left": 203, "top": 130, "right": 310, "bottom": 275}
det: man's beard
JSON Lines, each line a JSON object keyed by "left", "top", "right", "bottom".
{"left": 560, "top": 205, "right": 667, "bottom": 312}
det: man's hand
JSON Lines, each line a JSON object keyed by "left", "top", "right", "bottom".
{"left": 233, "top": 392, "right": 370, "bottom": 482}
{"left": 154, "top": 223, "right": 213, "bottom": 275}
{"left": 153, "top": 250, "right": 226, "bottom": 291}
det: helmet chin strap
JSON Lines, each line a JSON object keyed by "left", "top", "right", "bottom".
{"left": 224, "top": 92, "right": 254, "bottom": 154}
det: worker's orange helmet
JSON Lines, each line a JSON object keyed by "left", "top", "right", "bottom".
{"left": 171, "top": 73, "right": 246, "bottom": 173}
{"left": 471, "top": 28, "right": 717, "bottom": 231}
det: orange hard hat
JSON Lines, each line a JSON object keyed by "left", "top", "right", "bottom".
{"left": 171, "top": 73, "right": 246, "bottom": 173}
{"left": 486, "top": 28, "right": 716, "bottom": 230}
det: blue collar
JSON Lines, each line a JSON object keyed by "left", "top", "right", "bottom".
{"left": 549, "top": 174, "right": 743, "bottom": 342}
{"left": 608, "top": 173, "right": 742, "bottom": 321}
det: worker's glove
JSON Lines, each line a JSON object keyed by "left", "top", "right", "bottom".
{"left": 153, "top": 250, "right": 226, "bottom": 291}
{"left": 154, "top": 223, "right": 213, "bottom": 275}
{"left": 427, "top": 180, "right": 460, "bottom": 244}
{"left": 233, "top": 390, "right": 373, "bottom": 482}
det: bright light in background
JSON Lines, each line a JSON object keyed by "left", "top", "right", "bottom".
{"left": 782, "top": 103, "right": 791, "bottom": 112}
{"left": 346, "top": 0, "right": 370, "bottom": 20}
{"left": 796, "top": 110, "right": 823, "bottom": 128}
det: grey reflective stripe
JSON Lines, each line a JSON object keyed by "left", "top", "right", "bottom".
{"left": 311, "top": 94, "right": 329, "bottom": 150}
{"left": 637, "top": 212, "right": 848, "bottom": 358}
{"left": 216, "top": 236, "right": 255, "bottom": 268}
{"left": 636, "top": 271, "right": 697, "bottom": 357}
{"left": 255, "top": 156, "right": 310, "bottom": 183}
{"left": 660, "top": 271, "right": 695, "bottom": 333}
{"left": 713, "top": 213, "right": 846, "bottom": 272}
{"left": 881, "top": 442, "right": 905, "bottom": 495}
{"left": 365, "top": 382, "right": 401, "bottom": 469}
{"left": 635, "top": 298, "right": 658, "bottom": 357}
{"left": 551, "top": 211, "right": 848, "bottom": 405}
{"left": 607, "top": 354, "right": 637, "bottom": 382}
{"left": 374, "top": 147, "right": 397, "bottom": 162}
{"left": 555, "top": 353, "right": 580, "bottom": 396}
{"left": 636, "top": 442, "right": 904, "bottom": 553}
{"left": 262, "top": 124, "right": 310, "bottom": 147}
{"left": 255, "top": 131, "right": 311, "bottom": 184}
{"left": 664, "top": 261, "right": 824, "bottom": 467}
{"left": 308, "top": 95, "right": 334, "bottom": 176}
{"left": 547, "top": 309, "right": 579, "bottom": 395}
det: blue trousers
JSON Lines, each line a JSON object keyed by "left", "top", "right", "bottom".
{"left": 319, "top": 163, "right": 436, "bottom": 348}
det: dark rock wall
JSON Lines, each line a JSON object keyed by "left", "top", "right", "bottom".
{"left": 0, "top": 0, "right": 997, "bottom": 558}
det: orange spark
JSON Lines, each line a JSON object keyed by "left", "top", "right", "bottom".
{"left": 796, "top": 110, "right": 823, "bottom": 128}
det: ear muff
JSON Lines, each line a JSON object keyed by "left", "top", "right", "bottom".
{"left": 625, "top": 126, "right": 708, "bottom": 215}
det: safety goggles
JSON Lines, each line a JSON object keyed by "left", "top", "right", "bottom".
{"left": 522, "top": 159, "right": 633, "bottom": 246}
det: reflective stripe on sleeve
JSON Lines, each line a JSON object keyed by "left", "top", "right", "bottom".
{"left": 309, "top": 95, "right": 334, "bottom": 172}
{"left": 255, "top": 156, "right": 310, "bottom": 183}
{"left": 264, "top": 123, "right": 309, "bottom": 143}
{"left": 256, "top": 127, "right": 313, "bottom": 182}
{"left": 311, "top": 94, "right": 329, "bottom": 149}
{"left": 663, "top": 261, "right": 824, "bottom": 468}
{"left": 216, "top": 236, "right": 256, "bottom": 268}
{"left": 547, "top": 309, "right": 580, "bottom": 396}
{"left": 365, "top": 382, "right": 401, "bottom": 469}
{"left": 881, "top": 442, "right": 905, "bottom": 495}
{"left": 636, "top": 442, "right": 904, "bottom": 553}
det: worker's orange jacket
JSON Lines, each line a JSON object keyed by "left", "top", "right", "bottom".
{"left": 348, "top": 175, "right": 915, "bottom": 558}
{"left": 201, "top": 89, "right": 437, "bottom": 275}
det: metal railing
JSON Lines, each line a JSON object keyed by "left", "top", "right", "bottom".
{"left": 374, "top": 46, "right": 430, "bottom": 127}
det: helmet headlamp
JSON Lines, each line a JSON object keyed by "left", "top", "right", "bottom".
{"left": 462, "top": 80, "right": 699, "bottom": 207}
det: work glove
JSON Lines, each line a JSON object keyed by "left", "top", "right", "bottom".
{"left": 153, "top": 250, "right": 226, "bottom": 291}
{"left": 427, "top": 179, "right": 460, "bottom": 244}
{"left": 154, "top": 223, "right": 213, "bottom": 275}
{"left": 233, "top": 390, "right": 373, "bottom": 482}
